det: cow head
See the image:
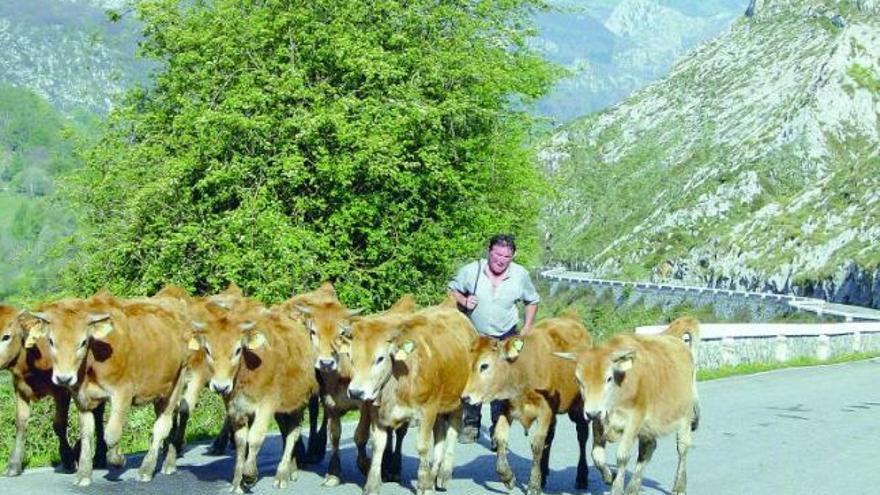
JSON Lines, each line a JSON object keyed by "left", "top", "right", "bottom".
{"left": 296, "top": 300, "right": 362, "bottom": 373}
{"left": 462, "top": 335, "right": 525, "bottom": 405}
{"left": 346, "top": 311, "right": 421, "bottom": 402}
{"left": 555, "top": 346, "right": 635, "bottom": 422}
{"left": 190, "top": 314, "right": 268, "bottom": 396}
{"left": 0, "top": 305, "right": 26, "bottom": 369}
{"left": 21, "top": 299, "right": 114, "bottom": 388}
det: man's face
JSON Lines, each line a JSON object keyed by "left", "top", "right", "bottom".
{"left": 488, "top": 244, "right": 514, "bottom": 275}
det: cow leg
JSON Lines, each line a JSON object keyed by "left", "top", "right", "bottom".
{"left": 92, "top": 402, "right": 108, "bottom": 469}
{"left": 591, "top": 420, "right": 613, "bottom": 485}
{"left": 355, "top": 403, "right": 372, "bottom": 477}
{"left": 322, "top": 408, "right": 344, "bottom": 486}
{"left": 571, "top": 410, "right": 590, "bottom": 489}
{"left": 493, "top": 410, "right": 515, "bottom": 489}
{"left": 527, "top": 409, "right": 553, "bottom": 495}
{"left": 436, "top": 409, "right": 460, "bottom": 490}
{"left": 430, "top": 415, "right": 448, "bottom": 485}
{"left": 671, "top": 419, "right": 692, "bottom": 495}
{"left": 105, "top": 390, "right": 133, "bottom": 468}
{"left": 74, "top": 407, "right": 96, "bottom": 486}
{"left": 611, "top": 426, "right": 638, "bottom": 495}
{"left": 6, "top": 390, "right": 31, "bottom": 476}
{"left": 626, "top": 436, "right": 656, "bottom": 495}
{"left": 364, "top": 420, "right": 389, "bottom": 495}
{"left": 274, "top": 411, "right": 303, "bottom": 488}
{"left": 242, "top": 406, "right": 273, "bottom": 490}
{"left": 209, "top": 416, "right": 233, "bottom": 455}
{"left": 539, "top": 415, "right": 557, "bottom": 490}
{"left": 230, "top": 417, "right": 249, "bottom": 494}
{"left": 176, "top": 370, "right": 208, "bottom": 456}
{"left": 140, "top": 397, "right": 179, "bottom": 480}
{"left": 305, "top": 394, "right": 327, "bottom": 463}
{"left": 415, "top": 408, "right": 438, "bottom": 495}
{"left": 389, "top": 424, "right": 408, "bottom": 482}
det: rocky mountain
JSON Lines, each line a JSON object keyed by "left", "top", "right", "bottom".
{"left": 0, "top": 0, "right": 147, "bottom": 115}
{"left": 539, "top": 0, "right": 880, "bottom": 307}
{"left": 535, "top": 0, "right": 748, "bottom": 122}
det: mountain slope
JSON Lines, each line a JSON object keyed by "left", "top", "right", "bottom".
{"left": 540, "top": 0, "right": 880, "bottom": 306}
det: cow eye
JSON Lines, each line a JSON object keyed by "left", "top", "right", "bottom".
{"left": 606, "top": 376, "right": 613, "bottom": 383}
{"left": 234, "top": 346, "right": 242, "bottom": 357}
{"left": 479, "top": 363, "right": 490, "bottom": 373}
{"left": 48, "top": 337, "right": 55, "bottom": 347}
{"left": 0, "top": 334, "right": 10, "bottom": 342}
{"left": 375, "top": 355, "right": 385, "bottom": 365}
{"left": 205, "top": 347, "right": 212, "bottom": 357}
{"left": 78, "top": 339, "right": 87, "bottom": 349}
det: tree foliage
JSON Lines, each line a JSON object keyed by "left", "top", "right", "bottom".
{"left": 66, "top": 0, "right": 558, "bottom": 308}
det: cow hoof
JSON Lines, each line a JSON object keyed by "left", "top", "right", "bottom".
{"left": 74, "top": 476, "right": 92, "bottom": 487}
{"left": 242, "top": 473, "right": 257, "bottom": 491}
{"left": 501, "top": 476, "right": 516, "bottom": 490}
{"left": 273, "top": 478, "right": 288, "bottom": 489}
{"left": 208, "top": 444, "right": 228, "bottom": 456}
{"left": 161, "top": 464, "right": 177, "bottom": 475}
{"left": 108, "top": 452, "right": 126, "bottom": 467}
{"left": 527, "top": 486, "right": 542, "bottom": 495}
{"left": 322, "top": 475, "right": 341, "bottom": 487}
{"left": 231, "top": 486, "right": 244, "bottom": 494}
{"left": 138, "top": 471, "right": 154, "bottom": 482}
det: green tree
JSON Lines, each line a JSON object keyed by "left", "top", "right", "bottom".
{"left": 66, "top": 0, "right": 559, "bottom": 308}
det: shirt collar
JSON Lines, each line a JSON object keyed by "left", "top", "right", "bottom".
{"left": 482, "top": 259, "right": 512, "bottom": 280}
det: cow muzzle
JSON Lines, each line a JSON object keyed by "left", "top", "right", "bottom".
{"left": 348, "top": 387, "right": 366, "bottom": 401}
{"left": 316, "top": 357, "right": 337, "bottom": 372}
{"left": 210, "top": 380, "right": 233, "bottom": 396}
{"left": 53, "top": 372, "right": 77, "bottom": 387}
{"left": 584, "top": 409, "right": 603, "bottom": 421}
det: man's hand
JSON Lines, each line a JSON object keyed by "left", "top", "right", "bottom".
{"left": 463, "top": 295, "right": 479, "bottom": 310}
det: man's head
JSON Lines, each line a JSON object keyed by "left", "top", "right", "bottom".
{"left": 487, "top": 234, "right": 516, "bottom": 276}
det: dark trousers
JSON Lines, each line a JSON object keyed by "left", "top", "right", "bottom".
{"left": 463, "top": 325, "right": 518, "bottom": 434}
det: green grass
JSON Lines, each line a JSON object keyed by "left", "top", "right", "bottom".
{"left": 698, "top": 352, "right": 880, "bottom": 381}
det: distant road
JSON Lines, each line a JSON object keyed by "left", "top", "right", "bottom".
{"left": 2, "top": 358, "right": 879, "bottom": 494}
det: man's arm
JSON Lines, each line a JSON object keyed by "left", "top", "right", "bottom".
{"left": 522, "top": 302, "right": 537, "bottom": 334}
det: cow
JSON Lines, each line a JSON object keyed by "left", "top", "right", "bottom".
{"left": 347, "top": 297, "right": 475, "bottom": 495}
{"left": 555, "top": 317, "right": 701, "bottom": 495}
{"left": 286, "top": 284, "right": 413, "bottom": 486}
{"left": 22, "top": 293, "right": 191, "bottom": 486}
{"left": 0, "top": 304, "right": 107, "bottom": 475}
{"left": 189, "top": 303, "right": 318, "bottom": 493}
{"left": 461, "top": 309, "right": 593, "bottom": 495}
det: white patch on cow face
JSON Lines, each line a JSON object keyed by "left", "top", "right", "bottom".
{"left": 0, "top": 323, "right": 17, "bottom": 367}
{"left": 350, "top": 341, "right": 393, "bottom": 401}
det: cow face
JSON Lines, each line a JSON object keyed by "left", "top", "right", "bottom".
{"left": 22, "top": 300, "right": 113, "bottom": 388}
{"left": 346, "top": 315, "right": 416, "bottom": 402}
{"left": 191, "top": 315, "right": 268, "bottom": 396}
{"left": 296, "top": 300, "right": 360, "bottom": 373}
{"left": 0, "top": 306, "right": 24, "bottom": 369}
{"left": 462, "top": 336, "right": 523, "bottom": 405}
{"left": 558, "top": 347, "right": 634, "bottom": 422}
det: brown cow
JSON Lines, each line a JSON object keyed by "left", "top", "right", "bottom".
{"left": 190, "top": 303, "right": 318, "bottom": 493}
{"left": 347, "top": 297, "right": 475, "bottom": 495}
{"left": 0, "top": 304, "right": 107, "bottom": 475}
{"left": 461, "top": 309, "right": 593, "bottom": 494}
{"left": 287, "top": 284, "right": 414, "bottom": 486}
{"left": 555, "top": 317, "right": 700, "bottom": 495}
{"left": 22, "top": 293, "right": 191, "bottom": 486}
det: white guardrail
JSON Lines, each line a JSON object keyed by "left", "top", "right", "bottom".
{"left": 540, "top": 268, "right": 880, "bottom": 367}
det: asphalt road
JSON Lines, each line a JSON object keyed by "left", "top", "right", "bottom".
{"left": 2, "top": 358, "right": 878, "bottom": 494}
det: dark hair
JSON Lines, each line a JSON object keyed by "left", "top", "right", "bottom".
{"left": 488, "top": 234, "right": 516, "bottom": 253}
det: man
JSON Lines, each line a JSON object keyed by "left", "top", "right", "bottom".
{"left": 448, "top": 234, "right": 540, "bottom": 445}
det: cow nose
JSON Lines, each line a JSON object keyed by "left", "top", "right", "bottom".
{"left": 53, "top": 373, "right": 76, "bottom": 387}
{"left": 348, "top": 388, "right": 365, "bottom": 401}
{"left": 461, "top": 395, "right": 475, "bottom": 405}
{"left": 317, "top": 358, "right": 337, "bottom": 371}
{"left": 211, "top": 381, "right": 232, "bottom": 395}
{"left": 584, "top": 410, "right": 601, "bottom": 421}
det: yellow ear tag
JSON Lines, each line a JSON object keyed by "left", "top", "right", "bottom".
{"left": 512, "top": 339, "right": 524, "bottom": 352}
{"left": 92, "top": 321, "right": 114, "bottom": 339}
{"left": 24, "top": 334, "right": 39, "bottom": 349}
{"left": 188, "top": 337, "right": 201, "bottom": 351}
{"left": 393, "top": 340, "right": 415, "bottom": 361}
{"left": 617, "top": 359, "right": 633, "bottom": 372}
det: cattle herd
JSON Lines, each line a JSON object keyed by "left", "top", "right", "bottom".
{"left": 0, "top": 282, "right": 700, "bottom": 495}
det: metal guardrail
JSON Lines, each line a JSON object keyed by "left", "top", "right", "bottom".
{"left": 540, "top": 267, "right": 880, "bottom": 322}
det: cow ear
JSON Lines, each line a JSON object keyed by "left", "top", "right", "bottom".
{"left": 612, "top": 349, "right": 635, "bottom": 373}
{"left": 21, "top": 312, "right": 49, "bottom": 348}
{"left": 393, "top": 339, "right": 415, "bottom": 361}
{"left": 503, "top": 337, "right": 525, "bottom": 362}
{"left": 337, "top": 337, "right": 351, "bottom": 356}
{"left": 88, "top": 314, "right": 114, "bottom": 340}
{"left": 245, "top": 331, "right": 268, "bottom": 350}
{"left": 552, "top": 352, "right": 576, "bottom": 361}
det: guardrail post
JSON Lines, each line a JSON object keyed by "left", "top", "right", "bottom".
{"left": 816, "top": 334, "right": 830, "bottom": 361}
{"left": 853, "top": 331, "right": 862, "bottom": 352}
{"left": 775, "top": 335, "right": 789, "bottom": 362}
{"left": 722, "top": 337, "right": 738, "bottom": 366}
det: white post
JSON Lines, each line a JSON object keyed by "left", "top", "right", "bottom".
{"left": 852, "top": 331, "right": 862, "bottom": 353}
{"left": 774, "top": 335, "right": 789, "bottom": 362}
{"left": 816, "top": 334, "right": 830, "bottom": 361}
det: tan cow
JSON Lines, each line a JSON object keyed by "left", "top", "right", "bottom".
{"left": 462, "top": 309, "right": 593, "bottom": 494}
{"left": 347, "top": 297, "right": 475, "bottom": 495}
{"left": 190, "top": 304, "right": 318, "bottom": 493}
{"left": 0, "top": 304, "right": 107, "bottom": 475}
{"left": 555, "top": 317, "right": 701, "bottom": 495}
{"left": 22, "top": 293, "right": 191, "bottom": 486}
